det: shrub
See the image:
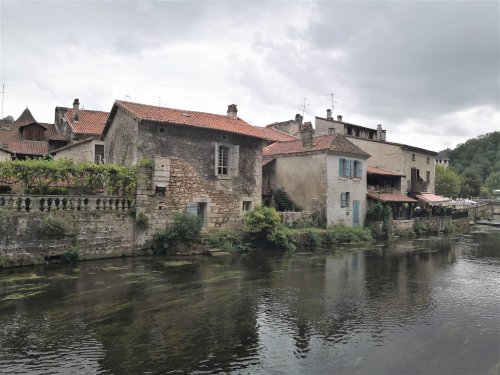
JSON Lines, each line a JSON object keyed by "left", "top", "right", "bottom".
{"left": 328, "top": 226, "right": 373, "bottom": 244}
{"left": 286, "top": 228, "right": 325, "bottom": 249}
{"left": 151, "top": 213, "right": 203, "bottom": 255}
{"left": 243, "top": 206, "right": 295, "bottom": 251}
{"left": 61, "top": 246, "right": 79, "bottom": 263}
{"left": 204, "top": 229, "right": 250, "bottom": 253}
{"left": 40, "top": 214, "right": 70, "bottom": 236}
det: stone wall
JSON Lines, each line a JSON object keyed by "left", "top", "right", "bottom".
{"left": 0, "top": 195, "right": 137, "bottom": 268}
{"left": 0, "top": 149, "right": 10, "bottom": 162}
{"left": 105, "top": 108, "right": 139, "bottom": 166}
{"left": 54, "top": 139, "right": 104, "bottom": 163}
{"left": 402, "top": 149, "right": 436, "bottom": 194}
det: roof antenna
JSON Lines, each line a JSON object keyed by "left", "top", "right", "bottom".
{"left": 1, "top": 83, "right": 5, "bottom": 119}
{"left": 300, "top": 97, "right": 310, "bottom": 117}
{"left": 324, "top": 91, "right": 338, "bottom": 113}
{"left": 157, "top": 97, "right": 162, "bottom": 107}
{"left": 124, "top": 94, "right": 131, "bottom": 101}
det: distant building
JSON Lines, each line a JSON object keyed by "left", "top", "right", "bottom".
{"left": 436, "top": 150, "right": 450, "bottom": 168}
{"left": 263, "top": 114, "right": 370, "bottom": 227}
{"left": 0, "top": 108, "right": 68, "bottom": 159}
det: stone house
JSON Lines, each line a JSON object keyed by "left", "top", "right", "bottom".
{"left": 52, "top": 99, "right": 108, "bottom": 163}
{"left": 0, "top": 108, "right": 68, "bottom": 160}
{"left": 313, "top": 112, "right": 438, "bottom": 203}
{"left": 102, "top": 100, "right": 290, "bottom": 240}
{"left": 436, "top": 150, "right": 450, "bottom": 168}
{"left": 263, "top": 116, "right": 370, "bottom": 227}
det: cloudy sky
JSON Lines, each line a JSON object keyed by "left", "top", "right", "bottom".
{"left": 1, "top": 0, "right": 498, "bottom": 151}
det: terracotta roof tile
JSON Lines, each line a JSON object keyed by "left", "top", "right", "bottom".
{"left": 367, "top": 192, "right": 418, "bottom": 203}
{"left": 65, "top": 108, "right": 109, "bottom": 135}
{"left": 263, "top": 133, "right": 371, "bottom": 157}
{"left": 367, "top": 166, "right": 405, "bottom": 177}
{"left": 112, "top": 100, "right": 276, "bottom": 140}
{"left": 260, "top": 127, "right": 298, "bottom": 142}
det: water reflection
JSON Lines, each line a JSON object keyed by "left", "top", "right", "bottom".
{"left": 1, "top": 227, "right": 499, "bottom": 374}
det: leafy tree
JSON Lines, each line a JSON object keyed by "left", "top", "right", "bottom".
{"left": 460, "top": 168, "right": 482, "bottom": 197}
{"left": 435, "top": 165, "right": 461, "bottom": 197}
{"left": 484, "top": 171, "right": 500, "bottom": 192}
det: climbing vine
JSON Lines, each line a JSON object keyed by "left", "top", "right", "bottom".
{"left": 0, "top": 159, "right": 138, "bottom": 196}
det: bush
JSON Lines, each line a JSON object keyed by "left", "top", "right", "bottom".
{"left": 243, "top": 206, "right": 295, "bottom": 251}
{"left": 40, "top": 214, "right": 70, "bottom": 236}
{"left": 61, "top": 246, "right": 79, "bottom": 263}
{"left": 286, "top": 228, "right": 325, "bottom": 249}
{"left": 152, "top": 213, "right": 203, "bottom": 255}
{"left": 204, "top": 229, "right": 250, "bottom": 253}
{"left": 328, "top": 226, "right": 373, "bottom": 244}
{"left": 413, "top": 219, "right": 438, "bottom": 237}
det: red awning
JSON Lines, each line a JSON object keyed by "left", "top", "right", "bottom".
{"left": 367, "top": 191, "right": 418, "bottom": 203}
{"left": 414, "top": 193, "right": 450, "bottom": 206}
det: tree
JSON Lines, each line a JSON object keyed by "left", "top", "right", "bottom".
{"left": 460, "top": 168, "right": 482, "bottom": 197}
{"left": 485, "top": 171, "right": 500, "bottom": 192}
{"left": 435, "top": 165, "right": 461, "bottom": 197}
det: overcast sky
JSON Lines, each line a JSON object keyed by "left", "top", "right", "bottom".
{"left": 1, "top": 0, "right": 498, "bottom": 151}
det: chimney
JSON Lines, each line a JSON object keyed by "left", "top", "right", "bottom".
{"left": 295, "top": 113, "right": 303, "bottom": 126}
{"left": 377, "top": 124, "right": 382, "bottom": 140}
{"left": 73, "top": 98, "right": 80, "bottom": 122}
{"left": 227, "top": 104, "right": 238, "bottom": 119}
{"left": 337, "top": 115, "right": 343, "bottom": 122}
{"left": 299, "top": 121, "right": 314, "bottom": 148}
{"left": 326, "top": 109, "right": 332, "bottom": 120}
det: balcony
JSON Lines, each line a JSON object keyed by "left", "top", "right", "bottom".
{"left": 407, "top": 180, "right": 428, "bottom": 192}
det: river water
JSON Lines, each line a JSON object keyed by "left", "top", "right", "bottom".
{"left": 1, "top": 226, "right": 499, "bottom": 375}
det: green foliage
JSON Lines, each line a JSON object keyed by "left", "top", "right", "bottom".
{"left": 203, "top": 229, "right": 250, "bottom": 253}
{"left": 435, "top": 165, "right": 461, "bottom": 197}
{"left": 243, "top": 206, "right": 294, "bottom": 250}
{"left": 443, "top": 222, "right": 458, "bottom": 234}
{"left": 448, "top": 131, "right": 500, "bottom": 182}
{"left": 460, "top": 168, "right": 483, "bottom": 197}
{"left": 484, "top": 171, "right": 500, "bottom": 192}
{"left": 0, "top": 209, "right": 8, "bottom": 236}
{"left": 0, "top": 159, "right": 138, "bottom": 196}
{"left": 61, "top": 246, "right": 79, "bottom": 263}
{"left": 152, "top": 213, "right": 203, "bottom": 255}
{"left": 366, "top": 202, "right": 385, "bottom": 222}
{"left": 413, "top": 219, "right": 438, "bottom": 237}
{"left": 327, "top": 226, "right": 373, "bottom": 244}
{"left": 286, "top": 228, "right": 325, "bottom": 249}
{"left": 381, "top": 205, "right": 394, "bottom": 240}
{"left": 135, "top": 211, "right": 149, "bottom": 230}
{"left": 40, "top": 214, "right": 70, "bottom": 236}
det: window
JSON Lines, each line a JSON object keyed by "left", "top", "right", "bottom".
{"left": 412, "top": 153, "right": 416, "bottom": 161}
{"left": 340, "top": 159, "right": 362, "bottom": 179}
{"left": 427, "top": 156, "right": 430, "bottom": 164}
{"left": 339, "top": 158, "right": 346, "bottom": 177}
{"left": 341, "top": 192, "right": 350, "bottom": 208}
{"left": 242, "top": 201, "right": 252, "bottom": 211}
{"left": 94, "top": 144, "right": 104, "bottom": 164}
{"left": 353, "top": 160, "right": 362, "bottom": 178}
{"left": 218, "top": 146, "right": 229, "bottom": 175}
{"left": 426, "top": 171, "right": 430, "bottom": 183}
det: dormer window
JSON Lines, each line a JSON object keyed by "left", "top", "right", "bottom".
{"left": 20, "top": 123, "right": 46, "bottom": 141}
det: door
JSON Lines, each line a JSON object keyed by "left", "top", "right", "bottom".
{"left": 352, "top": 200, "right": 360, "bottom": 227}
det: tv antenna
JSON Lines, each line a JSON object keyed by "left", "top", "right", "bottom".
{"left": 324, "top": 91, "right": 338, "bottom": 112}
{"left": 300, "top": 97, "right": 310, "bottom": 117}
{"left": 124, "top": 94, "right": 131, "bottom": 101}
{"left": 157, "top": 97, "right": 162, "bottom": 107}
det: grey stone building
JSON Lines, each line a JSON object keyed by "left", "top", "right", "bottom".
{"left": 102, "top": 100, "right": 290, "bottom": 240}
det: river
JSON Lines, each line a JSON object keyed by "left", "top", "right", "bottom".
{"left": 1, "top": 225, "right": 499, "bottom": 374}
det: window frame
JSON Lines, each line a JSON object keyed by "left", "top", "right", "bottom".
{"left": 217, "top": 145, "right": 230, "bottom": 176}
{"left": 341, "top": 192, "right": 350, "bottom": 208}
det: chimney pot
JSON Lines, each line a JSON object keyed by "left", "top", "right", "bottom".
{"left": 326, "top": 109, "right": 332, "bottom": 119}
{"left": 73, "top": 98, "right": 80, "bottom": 122}
{"left": 227, "top": 104, "right": 238, "bottom": 119}
{"left": 337, "top": 115, "right": 343, "bottom": 122}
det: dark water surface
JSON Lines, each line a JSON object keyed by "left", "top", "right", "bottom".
{"left": 1, "top": 226, "right": 499, "bottom": 375}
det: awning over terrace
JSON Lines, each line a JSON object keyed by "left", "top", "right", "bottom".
{"left": 366, "top": 166, "right": 406, "bottom": 177}
{"left": 367, "top": 192, "right": 418, "bottom": 203}
{"left": 414, "top": 193, "right": 450, "bottom": 206}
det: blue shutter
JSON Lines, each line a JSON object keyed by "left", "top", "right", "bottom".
{"left": 339, "top": 158, "right": 344, "bottom": 177}
{"left": 357, "top": 161, "right": 362, "bottom": 178}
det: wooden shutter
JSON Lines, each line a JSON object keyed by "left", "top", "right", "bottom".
{"left": 339, "top": 158, "right": 344, "bottom": 177}
{"left": 230, "top": 145, "right": 239, "bottom": 177}
{"left": 186, "top": 202, "right": 198, "bottom": 216}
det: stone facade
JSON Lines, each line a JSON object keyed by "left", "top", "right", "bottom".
{"left": 104, "top": 105, "right": 264, "bottom": 244}
{"left": 0, "top": 148, "right": 9, "bottom": 162}
{"left": 53, "top": 138, "right": 105, "bottom": 163}
{"left": 0, "top": 195, "right": 136, "bottom": 268}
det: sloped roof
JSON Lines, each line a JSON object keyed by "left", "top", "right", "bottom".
{"left": 105, "top": 100, "right": 277, "bottom": 140}
{"left": 15, "top": 108, "right": 37, "bottom": 126}
{"left": 263, "top": 133, "right": 371, "bottom": 158}
{"left": 367, "top": 191, "right": 418, "bottom": 203}
{"left": 414, "top": 193, "right": 450, "bottom": 206}
{"left": 260, "top": 127, "right": 298, "bottom": 142}
{"left": 64, "top": 108, "right": 109, "bottom": 135}
{"left": 0, "top": 109, "right": 68, "bottom": 156}
{"left": 367, "top": 166, "right": 405, "bottom": 177}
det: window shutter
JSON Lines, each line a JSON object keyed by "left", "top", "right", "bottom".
{"left": 339, "top": 159, "right": 343, "bottom": 177}
{"left": 212, "top": 142, "right": 218, "bottom": 175}
{"left": 357, "top": 162, "right": 362, "bottom": 178}
{"left": 230, "top": 145, "right": 239, "bottom": 177}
